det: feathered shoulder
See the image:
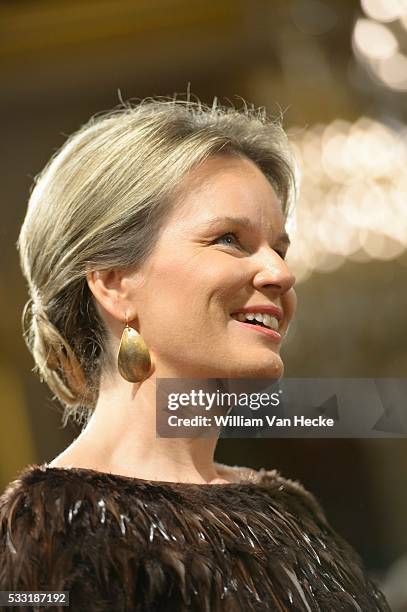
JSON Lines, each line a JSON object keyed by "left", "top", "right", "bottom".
{"left": 0, "top": 463, "right": 390, "bottom": 611}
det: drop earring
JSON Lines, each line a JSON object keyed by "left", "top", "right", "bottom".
{"left": 117, "top": 314, "right": 152, "bottom": 383}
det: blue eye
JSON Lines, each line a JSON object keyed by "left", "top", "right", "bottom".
{"left": 214, "top": 232, "right": 240, "bottom": 247}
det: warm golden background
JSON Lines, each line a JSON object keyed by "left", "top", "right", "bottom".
{"left": 1, "top": 0, "right": 406, "bottom": 606}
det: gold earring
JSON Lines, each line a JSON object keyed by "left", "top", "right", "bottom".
{"left": 117, "top": 315, "right": 151, "bottom": 383}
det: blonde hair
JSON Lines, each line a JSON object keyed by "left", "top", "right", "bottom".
{"left": 17, "top": 95, "right": 296, "bottom": 426}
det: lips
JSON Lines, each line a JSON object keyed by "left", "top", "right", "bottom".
{"left": 230, "top": 318, "right": 283, "bottom": 342}
{"left": 229, "top": 303, "right": 287, "bottom": 343}
{"left": 230, "top": 304, "right": 283, "bottom": 321}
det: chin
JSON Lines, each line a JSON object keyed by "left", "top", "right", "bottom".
{"left": 170, "top": 351, "right": 284, "bottom": 380}
{"left": 248, "top": 363, "right": 283, "bottom": 380}
{"left": 219, "top": 355, "right": 284, "bottom": 380}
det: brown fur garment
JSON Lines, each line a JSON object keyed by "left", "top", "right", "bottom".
{"left": 0, "top": 464, "right": 390, "bottom": 611}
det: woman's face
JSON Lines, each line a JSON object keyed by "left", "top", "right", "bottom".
{"left": 128, "top": 155, "right": 296, "bottom": 380}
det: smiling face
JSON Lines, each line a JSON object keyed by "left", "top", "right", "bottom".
{"left": 127, "top": 155, "right": 296, "bottom": 380}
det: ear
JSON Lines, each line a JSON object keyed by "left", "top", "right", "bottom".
{"left": 86, "top": 268, "right": 136, "bottom": 324}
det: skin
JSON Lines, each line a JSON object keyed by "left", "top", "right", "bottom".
{"left": 50, "top": 155, "right": 296, "bottom": 484}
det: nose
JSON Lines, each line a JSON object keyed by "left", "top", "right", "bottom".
{"left": 252, "top": 250, "right": 296, "bottom": 295}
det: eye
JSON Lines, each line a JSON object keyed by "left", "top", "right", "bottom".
{"left": 213, "top": 232, "right": 241, "bottom": 247}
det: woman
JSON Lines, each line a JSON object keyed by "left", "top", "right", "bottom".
{"left": 0, "top": 97, "right": 389, "bottom": 611}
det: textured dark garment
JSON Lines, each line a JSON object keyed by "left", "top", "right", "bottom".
{"left": 0, "top": 463, "right": 390, "bottom": 612}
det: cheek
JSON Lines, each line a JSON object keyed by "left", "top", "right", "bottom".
{"left": 138, "top": 249, "right": 250, "bottom": 336}
{"left": 199, "top": 254, "right": 252, "bottom": 297}
{"left": 157, "top": 252, "right": 244, "bottom": 308}
{"left": 137, "top": 261, "right": 210, "bottom": 332}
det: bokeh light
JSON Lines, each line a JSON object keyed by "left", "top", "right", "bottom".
{"left": 287, "top": 117, "right": 407, "bottom": 282}
{"left": 376, "top": 52, "right": 407, "bottom": 91}
{"left": 353, "top": 18, "right": 398, "bottom": 61}
{"left": 361, "top": 0, "right": 407, "bottom": 23}
{"left": 355, "top": 0, "right": 407, "bottom": 91}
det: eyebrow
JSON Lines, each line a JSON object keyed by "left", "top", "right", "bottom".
{"left": 200, "top": 215, "right": 291, "bottom": 245}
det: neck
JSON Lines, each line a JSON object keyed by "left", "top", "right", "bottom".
{"left": 56, "top": 373, "right": 227, "bottom": 484}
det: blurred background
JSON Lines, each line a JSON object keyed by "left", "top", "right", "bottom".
{"left": 1, "top": 0, "right": 406, "bottom": 607}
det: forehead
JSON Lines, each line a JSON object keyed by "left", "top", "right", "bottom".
{"left": 169, "top": 155, "right": 284, "bottom": 227}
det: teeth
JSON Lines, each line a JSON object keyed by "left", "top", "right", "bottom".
{"left": 266, "top": 316, "right": 279, "bottom": 331}
{"left": 232, "top": 312, "right": 280, "bottom": 330}
{"left": 262, "top": 314, "right": 272, "bottom": 327}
